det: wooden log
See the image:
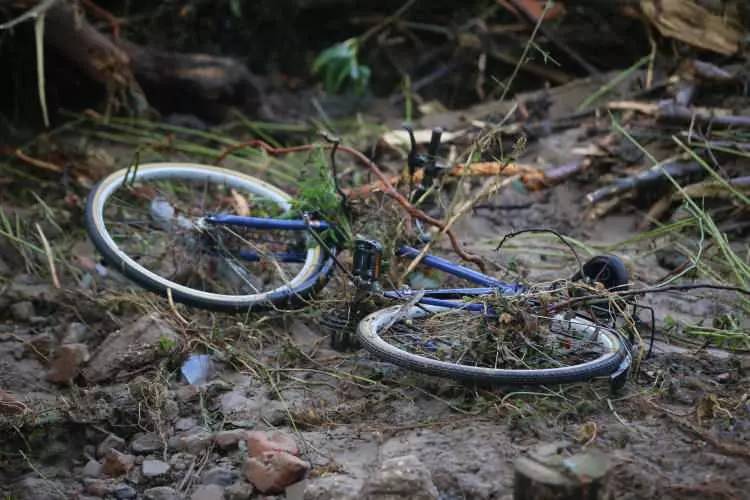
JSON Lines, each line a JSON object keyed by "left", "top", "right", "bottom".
{"left": 513, "top": 442, "right": 611, "bottom": 500}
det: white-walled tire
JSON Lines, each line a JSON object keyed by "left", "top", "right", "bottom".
{"left": 85, "top": 163, "right": 333, "bottom": 311}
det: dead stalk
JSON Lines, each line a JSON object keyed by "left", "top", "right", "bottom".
{"left": 35, "top": 223, "right": 60, "bottom": 289}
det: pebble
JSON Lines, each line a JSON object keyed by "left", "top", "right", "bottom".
{"left": 190, "top": 484, "right": 226, "bottom": 500}
{"left": 244, "top": 450, "right": 309, "bottom": 494}
{"left": 113, "top": 483, "right": 137, "bottom": 499}
{"left": 175, "top": 417, "right": 198, "bottom": 431}
{"left": 11, "top": 301, "right": 35, "bottom": 321}
{"left": 225, "top": 481, "right": 253, "bottom": 500}
{"left": 131, "top": 432, "right": 163, "bottom": 454}
{"left": 102, "top": 449, "right": 136, "bottom": 477}
{"left": 359, "top": 455, "right": 438, "bottom": 500}
{"left": 97, "top": 433, "right": 127, "bottom": 458}
{"left": 214, "top": 429, "right": 247, "bottom": 449}
{"left": 175, "top": 429, "right": 214, "bottom": 454}
{"left": 82, "top": 459, "right": 103, "bottom": 478}
{"left": 144, "top": 486, "right": 180, "bottom": 500}
{"left": 62, "top": 322, "right": 89, "bottom": 344}
{"left": 142, "top": 459, "right": 171, "bottom": 478}
{"left": 84, "top": 478, "right": 115, "bottom": 496}
{"left": 25, "top": 332, "right": 55, "bottom": 359}
{"left": 46, "top": 343, "right": 90, "bottom": 384}
{"left": 303, "top": 474, "right": 362, "bottom": 500}
{"left": 246, "top": 430, "right": 299, "bottom": 457}
{"left": 201, "top": 465, "right": 239, "bottom": 486}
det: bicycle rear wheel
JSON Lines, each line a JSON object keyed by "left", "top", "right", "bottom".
{"left": 85, "top": 163, "right": 333, "bottom": 311}
{"left": 358, "top": 304, "right": 627, "bottom": 385}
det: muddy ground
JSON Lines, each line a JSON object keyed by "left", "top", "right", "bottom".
{"left": 1, "top": 82, "right": 749, "bottom": 499}
{"left": 1, "top": 2, "right": 750, "bottom": 498}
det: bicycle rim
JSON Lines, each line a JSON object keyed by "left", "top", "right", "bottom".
{"left": 85, "top": 163, "right": 328, "bottom": 310}
{"left": 358, "top": 304, "right": 626, "bottom": 385}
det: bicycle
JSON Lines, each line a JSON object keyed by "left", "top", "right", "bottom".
{"left": 85, "top": 128, "right": 634, "bottom": 390}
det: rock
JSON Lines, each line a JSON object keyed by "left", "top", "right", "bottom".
{"left": 82, "top": 459, "right": 103, "bottom": 478}
{"left": 202, "top": 466, "right": 239, "bottom": 486}
{"left": 190, "top": 484, "right": 226, "bottom": 500}
{"left": 84, "top": 478, "right": 116, "bottom": 496}
{"left": 0, "top": 389, "right": 27, "bottom": 415}
{"left": 360, "top": 455, "right": 438, "bottom": 500}
{"left": 102, "top": 449, "right": 136, "bottom": 477}
{"left": 11, "top": 476, "right": 67, "bottom": 500}
{"left": 245, "top": 430, "right": 299, "bottom": 457}
{"left": 144, "top": 486, "right": 180, "bottom": 500}
{"left": 62, "top": 322, "right": 90, "bottom": 343}
{"left": 304, "top": 474, "right": 363, "bottom": 500}
{"left": 244, "top": 451, "right": 310, "bottom": 494}
{"left": 11, "top": 301, "right": 35, "bottom": 321}
{"left": 98, "top": 433, "right": 127, "bottom": 458}
{"left": 83, "top": 313, "right": 182, "bottom": 383}
{"left": 168, "top": 452, "right": 196, "bottom": 472}
{"left": 174, "top": 429, "right": 214, "bottom": 454}
{"left": 142, "top": 459, "right": 171, "bottom": 479}
{"left": 46, "top": 343, "right": 90, "bottom": 384}
{"left": 175, "top": 417, "right": 197, "bottom": 431}
{"left": 25, "top": 333, "right": 55, "bottom": 359}
{"left": 131, "top": 432, "right": 163, "bottom": 454}
{"left": 220, "top": 389, "right": 287, "bottom": 426}
{"left": 176, "top": 384, "right": 201, "bottom": 402}
{"left": 113, "top": 483, "right": 138, "bottom": 499}
{"left": 225, "top": 481, "right": 253, "bottom": 500}
{"left": 214, "top": 429, "right": 247, "bottom": 449}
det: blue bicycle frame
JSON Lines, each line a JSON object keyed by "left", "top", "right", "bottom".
{"left": 206, "top": 213, "right": 526, "bottom": 308}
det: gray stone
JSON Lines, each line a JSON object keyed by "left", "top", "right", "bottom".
{"left": 175, "top": 417, "right": 197, "bottom": 431}
{"left": 202, "top": 466, "right": 239, "bottom": 486}
{"left": 82, "top": 459, "right": 103, "bottom": 478}
{"left": 190, "top": 484, "right": 225, "bottom": 500}
{"left": 62, "top": 322, "right": 89, "bottom": 343}
{"left": 144, "top": 486, "right": 180, "bottom": 500}
{"left": 360, "top": 455, "right": 439, "bottom": 500}
{"left": 83, "top": 313, "right": 182, "bottom": 383}
{"left": 174, "top": 429, "right": 214, "bottom": 454}
{"left": 11, "top": 301, "right": 35, "bottom": 321}
{"left": 142, "top": 459, "right": 171, "bottom": 478}
{"left": 97, "top": 433, "right": 127, "bottom": 458}
{"left": 11, "top": 477, "right": 67, "bottom": 500}
{"left": 131, "top": 432, "right": 163, "bottom": 454}
{"left": 304, "top": 474, "right": 362, "bottom": 500}
{"left": 225, "top": 481, "right": 253, "bottom": 500}
{"left": 113, "top": 483, "right": 138, "bottom": 499}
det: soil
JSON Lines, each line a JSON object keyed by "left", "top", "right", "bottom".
{"left": 1, "top": 3, "right": 749, "bottom": 499}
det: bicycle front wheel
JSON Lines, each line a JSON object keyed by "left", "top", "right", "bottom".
{"left": 357, "top": 304, "right": 627, "bottom": 385}
{"left": 85, "top": 163, "right": 333, "bottom": 311}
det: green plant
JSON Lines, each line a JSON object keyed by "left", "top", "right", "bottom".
{"left": 291, "top": 148, "right": 352, "bottom": 246}
{"left": 312, "top": 38, "right": 371, "bottom": 95}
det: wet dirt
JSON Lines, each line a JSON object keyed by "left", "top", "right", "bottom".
{"left": 2, "top": 87, "right": 749, "bottom": 500}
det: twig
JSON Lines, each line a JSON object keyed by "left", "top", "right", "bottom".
{"left": 34, "top": 10, "right": 49, "bottom": 127}
{"left": 34, "top": 223, "right": 60, "bottom": 289}
{"left": 496, "top": 228, "right": 583, "bottom": 276}
{"left": 166, "top": 288, "right": 189, "bottom": 325}
{"left": 19, "top": 449, "right": 67, "bottom": 498}
{"left": 0, "top": 0, "right": 59, "bottom": 31}
{"left": 215, "top": 140, "right": 485, "bottom": 269}
{"left": 550, "top": 283, "right": 750, "bottom": 313}
{"left": 14, "top": 149, "right": 63, "bottom": 172}
{"left": 662, "top": 411, "right": 750, "bottom": 461}
{"left": 398, "top": 175, "right": 517, "bottom": 284}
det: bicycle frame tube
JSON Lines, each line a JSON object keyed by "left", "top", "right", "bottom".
{"left": 206, "top": 214, "right": 330, "bottom": 231}
{"left": 396, "top": 245, "right": 523, "bottom": 293}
